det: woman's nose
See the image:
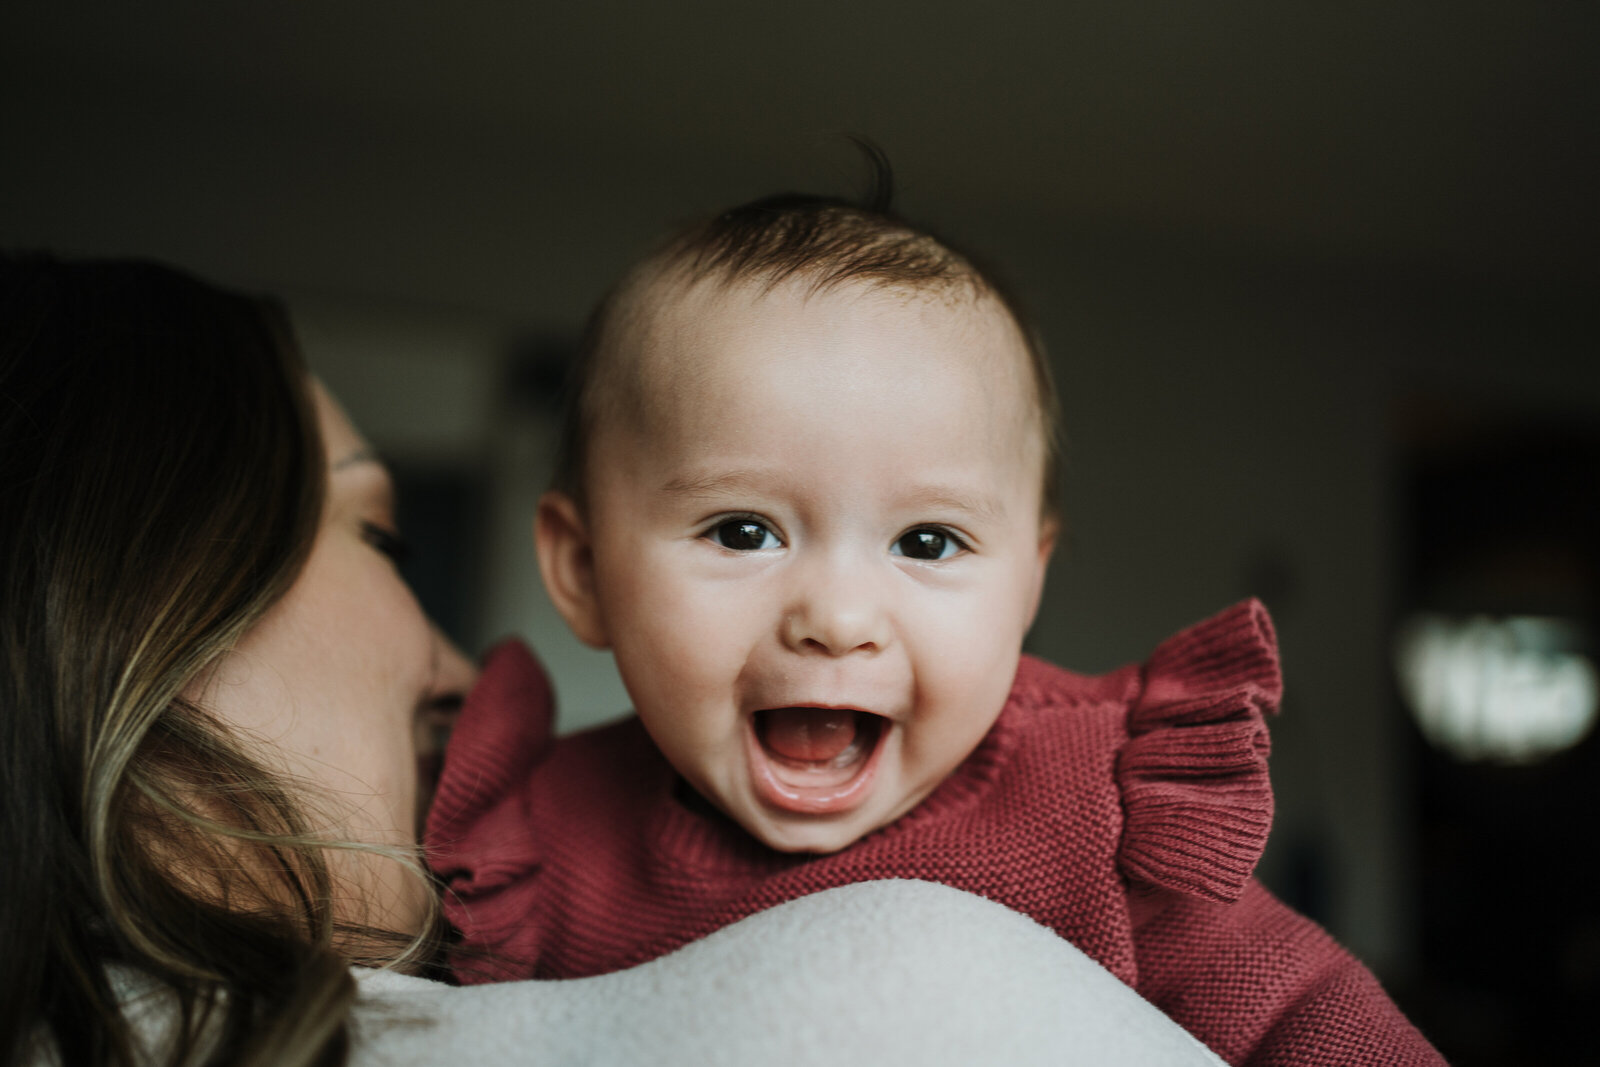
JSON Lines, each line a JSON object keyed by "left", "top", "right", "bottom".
{"left": 429, "top": 627, "right": 479, "bottom": 705}
{"left": 780, "top": 558, "right": 891, "bottom": 656}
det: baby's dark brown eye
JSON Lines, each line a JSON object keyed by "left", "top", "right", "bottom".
{"left": 711, "top": 519, "right": 779, "bottom": 551}
{"left": 893, "top": 528, "right": 963, "bottom": 561}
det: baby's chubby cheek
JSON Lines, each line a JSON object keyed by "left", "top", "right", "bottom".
{"left": 609, "top": 629, "right": 751, "bottom": 766}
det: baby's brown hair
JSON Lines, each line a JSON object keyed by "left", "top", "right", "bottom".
{"left": 552, "top": 159, "right": 1062, "bottom": 520}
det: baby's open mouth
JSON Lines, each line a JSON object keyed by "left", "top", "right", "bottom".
{"left": 748, "top": 707, "right": 888, "bottom": 814}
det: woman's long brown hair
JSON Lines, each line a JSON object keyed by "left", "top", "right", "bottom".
{"left": 0, "top": 253, "right": 416, "bottom": 1066}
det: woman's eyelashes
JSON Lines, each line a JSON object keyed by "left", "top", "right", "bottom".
{"left": 891, "top": 526, "right": 968, "bottom": 561}
{"left": 361, "top": 521, "right": 413, "bottom": 566}
{"left": 705, "top": 517, "right": 782, "bottom": 551}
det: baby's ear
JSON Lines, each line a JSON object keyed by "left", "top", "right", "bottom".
{"left": 534, "top": 491, "right": 611, "bottom": 649}
{"left": 1026, "top": 515, "right": 1060, "bottom": 627}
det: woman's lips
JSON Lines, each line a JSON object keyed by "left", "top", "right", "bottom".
{"left": 747, "top": 707, "right": 888, "bottom": 814}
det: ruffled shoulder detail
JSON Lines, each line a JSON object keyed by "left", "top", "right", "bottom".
{"left": 1117, "top": 599, "right": 1281, "bottom": 904}
{"left": 424, "top": 638, "right": 556, "bottom": 866}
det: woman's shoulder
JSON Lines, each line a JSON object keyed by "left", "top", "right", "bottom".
{"left": 348, "top": 881, "right": 1225, "bottom": 1067}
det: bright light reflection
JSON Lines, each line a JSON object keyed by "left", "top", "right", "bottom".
{"left": 1395, "top": 614, "right": 1598, "bottom": 764}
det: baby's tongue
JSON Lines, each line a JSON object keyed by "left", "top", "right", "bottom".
{"left": 761, "top": 707, "right": 859, "bottom": 762}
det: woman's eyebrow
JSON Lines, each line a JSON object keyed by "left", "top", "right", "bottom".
{"left": 332, "top": 447, "right": 383, "bottom": 472}
{"left": 332, "top": 447, "right": 399, "bottom": 509}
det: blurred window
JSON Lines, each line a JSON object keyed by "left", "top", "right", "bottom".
{"left": 1395, "top": 613, "right": 1597, "bottom": 763}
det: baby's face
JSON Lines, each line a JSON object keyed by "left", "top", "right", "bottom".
{"left": 554, "top": 277, "right": 1053, "bottom": 852}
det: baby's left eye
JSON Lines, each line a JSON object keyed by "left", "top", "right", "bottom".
{"left": 707, "top": 518, "right": 782, "bottom": 551}
{"left": 891, "top": 527, "right": 965, "bottom": 561}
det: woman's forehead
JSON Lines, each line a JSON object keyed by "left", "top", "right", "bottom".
{"left": 310, "top": 379, "right": 373, "bottom": 469}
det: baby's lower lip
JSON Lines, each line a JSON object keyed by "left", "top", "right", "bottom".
{"left": 745, "top": 708, "right": 888, "bottom": 815}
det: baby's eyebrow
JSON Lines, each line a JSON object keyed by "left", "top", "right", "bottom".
{"left": 657, "top": 469, "right": 780, "bottom": 498}
{"left": 896, "top": 487, "right": 1007, "bottom": 526}
{"left": 660, "top": 470, "right": 1006, "bottom": 526}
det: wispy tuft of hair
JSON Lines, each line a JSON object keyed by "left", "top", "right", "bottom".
{"left": 553, "top": 146, "right": 1063, "bottom": 520}
{"left": 660, "top": 145, "right": 981, "bottom": 300}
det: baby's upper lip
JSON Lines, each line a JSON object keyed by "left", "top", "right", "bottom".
{"left": 746, "top": 699, "right": 897, "bottom": 722}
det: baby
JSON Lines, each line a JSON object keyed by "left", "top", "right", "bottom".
{"left": 427, "top": 190, "right": 1442, "bottom": 1065}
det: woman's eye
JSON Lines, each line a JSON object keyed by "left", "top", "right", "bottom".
{"left": 892, "top": 527, "right": 964, "bottom": 561}
{"left": 708, "top": 519, "right": 780, "bottom": 551}
{"left": 362, "top": 522, "right": 413, "bottom": 566}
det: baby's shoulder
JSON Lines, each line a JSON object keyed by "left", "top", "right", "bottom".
{"left": 1014, "top": 599, "right": 1280, "bottom": 729}
{"left": 1008, "top": 600, "right": 1282, "bottom": 904}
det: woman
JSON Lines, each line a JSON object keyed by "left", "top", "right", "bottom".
{"left": 1, "top": 252, "right": 1225, "bottom": 1067}
{"left": 0, "top": 251, "right": 444, "bottom": 1065}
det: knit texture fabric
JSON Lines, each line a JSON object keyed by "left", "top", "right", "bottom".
{"left": 426, "top": 601, "right": 1444, "bottom": 1066}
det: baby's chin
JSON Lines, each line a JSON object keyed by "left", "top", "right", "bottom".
{"left": 733, "top": 803, "right": 891, "bottom": 854}
{"left": 720, "top": 777, "right": 939, "bottom": 855}
{"left": 676, "top": 767, "right": 903, "bottom": 854}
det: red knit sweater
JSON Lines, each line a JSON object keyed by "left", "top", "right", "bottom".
{"left": 427, "top": 601, "right": 1444, "bottom": 1066}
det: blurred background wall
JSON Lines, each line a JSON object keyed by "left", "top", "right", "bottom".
{"left": 3, "top": 4, "right": 1595, "bottom": 1061}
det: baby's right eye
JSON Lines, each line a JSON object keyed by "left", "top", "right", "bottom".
{"left": 706, "top": 518, "right": 781, "bottom": 551}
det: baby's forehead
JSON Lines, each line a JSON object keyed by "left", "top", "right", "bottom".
{"left": 586, "top": 273, "right": 1043, "bottom": 489}
{"left": 621, "top": 269, "right": 1028, "bottom": 381}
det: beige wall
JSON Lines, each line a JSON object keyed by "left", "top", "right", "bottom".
{"left": 4, "top": 4, "right": 1593, "bottom": 984}
{"left": 285, "top": 237, "right": 1593, "bottom": 979}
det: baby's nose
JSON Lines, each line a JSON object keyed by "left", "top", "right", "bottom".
{"left": 780, "top": 564, "right": 891, "bottom": 655}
